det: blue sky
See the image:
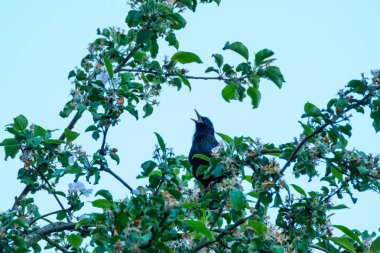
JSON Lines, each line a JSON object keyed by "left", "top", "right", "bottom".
{"left": 1, "top": 0, "right": 380, "bottom": 237}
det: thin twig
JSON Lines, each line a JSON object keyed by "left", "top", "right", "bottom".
{"left": 12, "top": 111, "right": 83, "bottom": 211}
{"left": 12, "top": 184, "right": 32, "bottom": 210}
{"left": 100, "top": 125, "right": 109, "bottom": 155}
{"left": 310, "top": 244, "right": 328, "bottom": 252}
{"left": 321, "top": 185, "right": 344, "bottom": 203}
{"left": 119, "top": 68, "right": 247, "bottom": 82}
{"left": 209, "top": 200, "right": 226, "bottom": 230}
{"left": 100, "top": 166, "right": 135, "bottom": 194}
{"left": 33, "top": 166, "right": 70, "bottom": 222}
{"left": 260, "top": 149, "right": 283, "bottom": 155}
{"left": 279, "top": 93, "right": 373, "bottom": 175}
{"left": 30, "top": 207, "right": 73, "bottom": 225}
{"left": 59, "top": 110, "right": 83, "bottom": 141}
{"left": 187, "top": 214, "right": 254, "bottom": 253}
{"left": 43, "top": 236, "right": 69, "bottom": 253}
{"left": 114, "top": 46, "right": 142, "bottom": 73}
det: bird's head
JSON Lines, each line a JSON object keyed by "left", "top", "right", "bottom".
{"left": 191, "top": 109, "right": 215, "bottom": 134}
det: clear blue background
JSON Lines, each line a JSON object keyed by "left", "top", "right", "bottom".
{"left": 1, "top": 0, "right": 379, "bottom": 238}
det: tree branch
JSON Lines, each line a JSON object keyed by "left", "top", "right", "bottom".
{"left": 59, "top": 110, "right": 84, "bottom": 141}
{"left": 114, "top": 46, "right": 142, "bottom": 73}
{"left": 30, "top": 207, "right": 73, "bottom": 225}
{"left": 43, "top": 236, "right": 69, "bottom": 253}
{"left": 279, "top": 92, "right": 374, "bottom": 175}
{"left": 100, "top": 165, "right": 135, "bottom": 194}
{"left": 188, "top": 214, "right": 254, "bottom": 253}
{"left": 12, "top": 184, "right": 32, "bottom": 210}
{"left": 140, "top": 211, "right": 169, "bottom": 249}
{"left": 118, "top": 68, "right": 247, "bottom": 82}
{"left": 33, "top": 166, "right": 70, "bottom": 222}
{"left": 27, "top": 222, "right": 77, "bottom": 247}
{"left": 12, "top": 110, "right": 84, "bottom": 212}
{"left": 209, "top": 200, "right": 226, "bottom": 230}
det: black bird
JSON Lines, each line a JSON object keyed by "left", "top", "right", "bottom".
{"left": 189, "top": 109, "right": 219, "bottom": 188}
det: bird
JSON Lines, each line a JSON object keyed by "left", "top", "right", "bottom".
{"left": 189, "top": 109, "right": 220, "bottom": 188}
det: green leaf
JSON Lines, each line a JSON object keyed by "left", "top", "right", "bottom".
{"left": 140, "top": 160, "right": 157, "bottom": 176}
{"left": 154, "top": 132, "right": 166, "bottom": 151}
{"left": 1, "top": 138, "right": 19, "bottom": 160}
{"left": 125, "top": 10, "right": 142, "bottom": 27}
{"left": 223, "top": 41, "right": 249, "bottom": 61}
{"left": 33, "top": 125, "right": 47, "bottom": 137}
{"left": 169, "top": 13, "right": 187, "bottom": 30}
{"left": 184, "top": 220, "right": 214, "bottom": 240}
{"left": 92, "top": 199, "right": 112, "bottom": 209}
{"left": 10, "top": 218, "right": 29, "bottom": 228}
{"left": 304, "top": 102, "right": 322, "bottom": 117}
{"left": 370, "top": 236, "right": 380, "bottom": 253}
{"left": 192, "top": 154, "right": 210, "bottom": 163}
{"left": 143, "top": 103, "right": 153, "bottom": 118}
{"left": 56, "top": 210, "right": 67, "bottom": 221}
{"left": 332, "top": 204, "right": 349, "bottom": 210}
{"left": 255, "top": 49, "right": 274, "bottom": 65}
{"left": 247, "top": 87, "right": 261, "bottom": 109}
{"left": 75, "top": 218, "right": 93, "bottom": 229}
{"left": 330, "top": 237, "right": 356, "bottom": 253}
{"left": 103, "top": 56, "right": 113, "bottom": 79}
{"left": 67, "top": 234, "right": 83, "bottom": 248}
{"left": 13, "top": 115, "right": 28, "bottom": 131}
{"left": 85, "top": 125, "right": 98, "bottom": 132}
{"left": 165, "top": 32, "right": 179, "bottom": 49}
{"left": 177, "top": 73, "right": 191, "bottom": 90}
{"left": 95, "top": 189, "right": 113, "bottom": 202}
{"left": 212, "top": 54, "right": 224, "bottom": 67}
{"left": 211, "top": 164, "right": 223, "bottom": 177}
{"left": 136, "top": 29, "right": 153, "bottom": 44}
{"left": 270, "top": 246, "right": 285, "bottom": 253}
{"left": 172, "top": 51, "right": 203, "bottom": 64}
{"left": 64, "top": 128, "right": 80, "bottom": 142}
{"left": 132, "top": 50, "right": 146, "bottom": 63}
{"left": 150, "top": 40, "right": 159, "bottom": 59}
{"left": 45, "top": 139, "right": 65, "bottom": 145}
{"left": 371, "top": 109, "right": 380, "bottom": 132}
{"left": 216, "top": 132, "right": 233, "bottom": 143}
{"left": 291, "top": 184, "right": 307, "bottom": 197}
{"left": 229, "top": 189, "right": 246, "bottom": 211}
{"left": 221, "top": 83, "right": 237, "bottom": 102}
{"left": 265, "top": 66, "right": 285, "bottom": 89}
{"left": 331, "top": 166, "right": 343, "bottom": 182}
{"left": 214, "top": 0, "right": 221, "bottom": 6}
{"left": 248, "top": 220, "right": 268, "bottom": 236}
{"left": 333, "top": 225, "right": 364, "bottom": 247}
{"left": 110, "top": 152, "right": 120, "bottom": 165}
{"left": 205, "top": 66, "right": 219, "bottom": 74}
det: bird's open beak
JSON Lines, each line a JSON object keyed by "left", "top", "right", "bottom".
{"left": 191, "top": 109, "right": 203, "bottom": 123}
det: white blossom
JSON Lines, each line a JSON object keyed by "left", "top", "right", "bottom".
{"left": 68, "top": 182, "right": 93, "bottom": 197}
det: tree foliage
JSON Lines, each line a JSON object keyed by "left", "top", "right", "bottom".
{"left": 1, "top": 1, "right": 380, "bottom": 252}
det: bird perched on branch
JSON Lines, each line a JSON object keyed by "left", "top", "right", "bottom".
{"left": 189, "top": 109, "right": 219, "bottom": 188}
